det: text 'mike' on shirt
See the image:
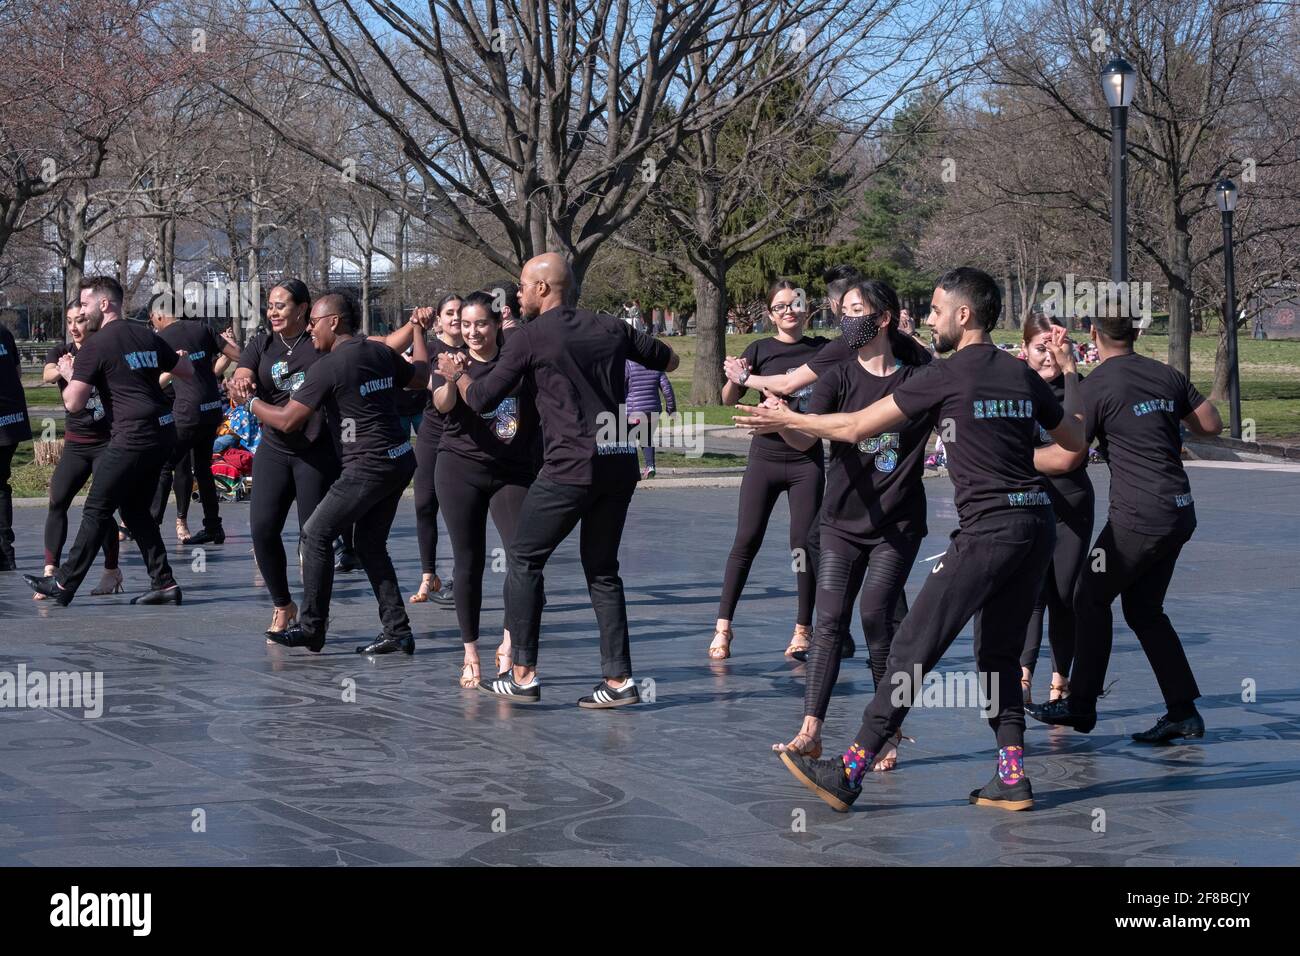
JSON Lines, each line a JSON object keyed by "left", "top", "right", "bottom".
{"left": 71, "top": 320, "right": 180, "bottom": 449}
{"left": 291, "top": 336, "right": 416, "bottom": 477}
{"left": 463, "top": 305, "right": 674, "bottom": 487}
{"left": 1080, "top": 350, "right": 1205, "bottom": 535}
{"left": 890, "top": 342, "right": 1064, "bottom": 526}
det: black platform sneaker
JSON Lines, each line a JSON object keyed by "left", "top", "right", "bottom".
{"left": 478, "top": 674, "right": 541, "bottom": 704}
{"left": 578, "top": 680, "right": 640, "bottom": 709}
{"left": 778, "top": 751, "right": 862, "bottom": 812}
{"left": 1131, "top": 712, "right": 1204, "bottom": 744}
{"left": 969, "top": 773, "right": 1034, "bottom": 811}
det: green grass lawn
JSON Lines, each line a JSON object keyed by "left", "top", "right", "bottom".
{"left": 670, "top": 330, "right": 1300, "bottom": 439}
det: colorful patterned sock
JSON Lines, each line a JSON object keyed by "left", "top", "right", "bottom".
{"left": 842, "top": 743, "right": 873, "bottom": 786}
{"left": 998, "top": 745, "right": 1025, "bottom": 785}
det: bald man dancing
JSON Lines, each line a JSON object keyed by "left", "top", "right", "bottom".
{"left": 445, "top": 253, "right": 679, "bottom": 707}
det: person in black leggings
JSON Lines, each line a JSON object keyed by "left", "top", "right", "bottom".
{"left": 409, "top": 293, "right": 463, "bottom": 604}
{"left": 228, "top": 280, "right": 341, "bottom": 639}
{"left": 710, "top": 279, "right": 827, "bottom": 661}
{"left": 1019, "top": 314, "right": 1094, "bottom": 707}
{"left": 431, "top": 291, "right": 538, "bottom": 687}
{"left": 0, "top": 320, "right": 32, "bottom": 572}
{"left": 146, "top": 296, "right": 242, "bottom": 545}
{"left": 38, "top": 303, "right": 120, "bottom": 595}
{"left": 773, "top": 280, "right": 936, "bottom": 772}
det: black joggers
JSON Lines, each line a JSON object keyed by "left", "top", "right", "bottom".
{"left": 1069, "top": 519, "right": 1199, "bottom": 711}
{"left": 851, "top": 510, "right": 1056, "bottom": 755}
{"left": 56, "top": 443, "right": 178, "bottom": 599}
{"left": 504, "top": 475, "right": 634, "bottom": 678}
{"left": 299, "top": 456, "right": 417, "bottom": 641}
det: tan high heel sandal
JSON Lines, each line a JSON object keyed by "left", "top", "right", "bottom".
{"left": 871, "top": 732, "right": 914, "bottom": 772}
{"left": 175, "top": 518, "right": 192, "bottom": 545}
{"left": 90, "top": 568, "right": 124, "bottom": 596}
{"left": 266, "top": 602, "right": 298, "bottom": 643}
{"left": 1048, "top": 679, "right": 1070, "bottom": 702}
{"left": 459, "top": 660, "right": 481, "bottom": 688}
{"left": 772, "top": 731, "right": 822, "bottom": 759}
{"left": 409, "top": 574, "right": 438, "bottom": 604}
{"left": 494, "top": 646, "right": 512, "bottom": 676}
{"left": 785, "top": 624, "right": 812, "bottom": 658}
{"left": 708, "top": 627, "right": 733, "bottom": 660}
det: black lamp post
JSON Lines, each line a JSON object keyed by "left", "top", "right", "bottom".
{"left": 1216, "top": 178, "right": 1242, "bottom": 439}
{"left": 1101, "top": 58, "right": 1137, "bottom": 285}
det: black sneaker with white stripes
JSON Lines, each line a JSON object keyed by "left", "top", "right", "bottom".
{"left": 477, "top": 674, "right": 541, "bottom": 704}
{"left": 577, "top": 679, "right": 640, "bottom": 709}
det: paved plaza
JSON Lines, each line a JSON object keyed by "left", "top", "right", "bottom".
{"left": 1, "top": 462, "right": 1297, "bottom": 865}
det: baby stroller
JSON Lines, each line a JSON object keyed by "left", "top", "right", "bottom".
{"left": 210, "top": 448, "right": 254, "bottom": 502}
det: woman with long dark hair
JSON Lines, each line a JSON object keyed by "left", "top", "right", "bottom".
{"left": 709, "top": 279, "right": 826, "bottom": 661}
{"left": 430, "top": 290, "right": 537, "bottom": 686}
{"left": 1020, "top": 313, "right": 1094, "bottom": 708}
{"left": 771, "top": 279, "right": 935, "bottom": 771}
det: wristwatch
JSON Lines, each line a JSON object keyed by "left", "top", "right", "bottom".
{"left": 737, "top": 368, "right": 751, "bottom": 386}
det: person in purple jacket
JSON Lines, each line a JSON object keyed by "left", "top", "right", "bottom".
{"left": 624, "top": 358, "right": 676, "bottom": 479}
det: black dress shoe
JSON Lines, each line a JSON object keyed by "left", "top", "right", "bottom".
{"left": 778, "top": 751, "right": 861, "bottom": 813}
{"left": 183, "top": 527, "right": 225, "bottom": 546}
{"left": 1029, "top": 696, "right": 1096, "bottom": 733}
{"left": 355, "top": 634, "right": 414, "bottom": 655}
{"left": 25, "top": 573, "right": 72, "bottom": 606}
{"left": 1131, "top": 712, "right": 1204, "bottom": 744}
{"left": 130, "top": 584, "right": 183, "bottom": 605}
{"left": 969, "top": 773, "right": 1034, "bottom": 811}
{"left": 790, "top": 637, "right": 856, "bottom": 663}
{"left": 270, "top": 623, "right": 326, "bottom": 653}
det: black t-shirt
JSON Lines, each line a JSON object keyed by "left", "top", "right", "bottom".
{"left": 46, "top": 343, "right": 110, "bottom": 443}
{"left": 892, "top": 343, "right": 1063, "bottom": 526}
{"left": 1081, "top": 351, "right": 1203, "bottom": 535}
{"left": 292, "top": 336, "right": 416, "bottom": 477}
{"left": 432, "top": 351, "right": 539, "bottom": 477}
{"left": 1036, "top": 371, "right": 1093, "bottom": 507}
{"left": 0, "top": 325, "right": 32, "bottom": 446}
{"left": 157, "top": 320, "right": 225, "bottom": 428}
{"left": 71, "top": 320, "right": 179, "bottom": 450}
{"left": 416, "top": 337, "right": 464, "bottom": 451}
{"left": 238, "top": 329, "right": 330, "bottom": 452}
{"left": 740, "top": 335, "right": 830, "bottom": 462}
{"left": 807, "top": 360, "right": 935, "bottom": 543}
{"left": 464, "top": 306, "right": 673, "bottom": 486}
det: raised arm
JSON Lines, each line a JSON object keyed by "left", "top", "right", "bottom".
{"left": 735, "top": 393, "right": 908, "bottom": 444}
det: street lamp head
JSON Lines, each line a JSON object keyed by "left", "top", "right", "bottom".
{"left": 1101, "top": 58, "right": 1136, "bottom": 109}
{"left": 1216, "top": 178, "right": 1238, "bottom": 214}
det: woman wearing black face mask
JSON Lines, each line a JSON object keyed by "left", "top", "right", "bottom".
{"left": 769, "top": 279, "right": 936, "bottom": 772}
{"left": 710, "top": 280, "right": 827, "bottom": 661}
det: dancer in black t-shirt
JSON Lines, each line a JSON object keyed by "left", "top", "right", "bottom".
{"left": 1032, "top": 313, "right": 1221, "bottom": 742}
{"left": 146, "top": 296, "right": 241, "bottom": 545}
{"left": 0, "top": 321, "right": 32, "bottom": 572}
{"left": 249, "top": 291, "right": 428, "bottom": 655}
{"left": 738, "top": 268, "right": 1085, "bottom": 812}
{"left": 36, "top": 303, "right": 121, "bottom": 595}
{"left": 455, "top": 253, "right": 678, "bottom": 707}
{"left": 772, "top": 280, "right": 936, "bottom": 773}
{"left": 710, "top": 280, "right": 827, "bottom": 661}
{"left": 431, "top": 291, "right": 539, "bottom": 686}
{"left": 228, "top": 280, "right": 340, "bottom": 640}
{"left": 27, "top": 276, "right": 195, "bottom": 605}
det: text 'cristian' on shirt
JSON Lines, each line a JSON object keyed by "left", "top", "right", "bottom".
{"left": 891, "top": 343, "right": 1063, "bottom": 526}
{"left": 1081, "top": 350, "right": 1203, "bottom": 535}
{"left": 463, "top": 306, "right": 673, "bottom": 486}
{"left": 807, "top": 360, "right": 936, "bottom": 543}
{"left": 238, "top": 328, "right": 331, "bottom": 452}
{"left": 71, "top": 321, "right": 179, "bottom": 450}
{"left": 291, "top": 336, "right": 416, "bottom": 475}
{"left": 739, "top": 334, "right": 830, "bottom": 462}
{"left": 431, "top": 351, "right": 539, "bottom": 475}
{"left": 157, "top": 320, "right": 225, "bottom": 428}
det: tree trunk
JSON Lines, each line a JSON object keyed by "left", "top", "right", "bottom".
{"left": 1166, "top": 204, "right": 1194, "bottom": 378}
{"left": 689, "top": 258, "right": 727, "bottom": 405}
{"left": 63, "top": 183, "right": 90, "bottom": 310}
